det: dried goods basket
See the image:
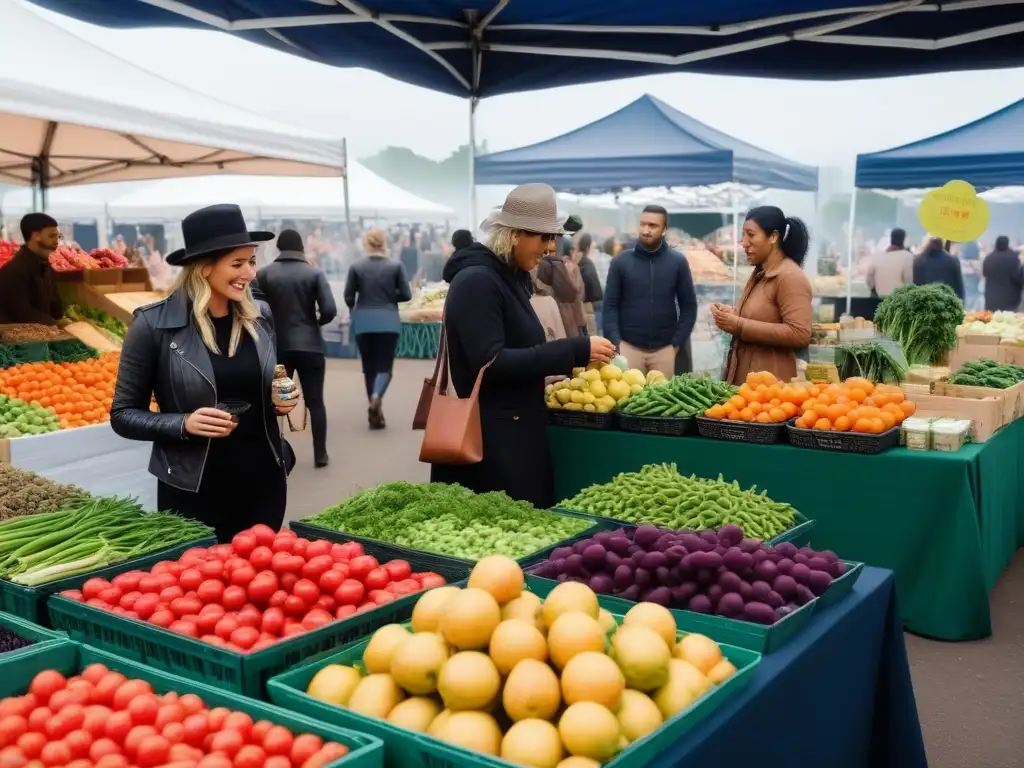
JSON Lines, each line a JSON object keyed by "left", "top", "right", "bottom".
{"left": 695, "top": 415, "right": 788, "bottom": 444}
{"left": 786, "top": 419, "right": 902, "bottom": 454}
{"left": 0, "top": 535, "right": 216, "bottom": 626}
{"left": 617, "top": 412, "right": 695, "bottom": 436}
{"left": 47, "top": 540, "right": 471, "bottom": 698}
{"left": 0, "top": 642, "right": 383, "bottom": 768}
{"left": 0, "top": 608, "right": 68, "bottom": 660}
{"left": 547, "top": 409, "right": 616, "bottom": 430}
{"left": 267, "top": 576, "right": 760, "bottom": 768}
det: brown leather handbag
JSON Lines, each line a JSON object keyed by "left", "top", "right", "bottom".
{"left": 413, "top": 325, "right": 493, "bottom": 465}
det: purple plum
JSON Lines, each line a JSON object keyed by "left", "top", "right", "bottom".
{"left": 688, "top": 594, "right": 713, "bottom": 614}
{"left": 718, "top": 524, "right": 744, "bottom": 548}
{"left": 717, "top": 592, "right": 744, "bottom": 617}
{"left": 582, "top": 544, "right": 607, "bottom": 571}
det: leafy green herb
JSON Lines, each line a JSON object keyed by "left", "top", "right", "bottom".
{"left": 873, "top": 284, "right": 964, "bottom": 366}
{"left": 949, "top": 358, "right": 1024, "bottom": 389}
{"left": 835, "top": 342, "right": 907, "bottom": 383}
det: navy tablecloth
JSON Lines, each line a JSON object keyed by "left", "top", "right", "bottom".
{"left": 653, "top": 566, "right": 927, "bottom": 768}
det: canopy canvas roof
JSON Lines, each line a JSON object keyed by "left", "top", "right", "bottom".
{"left": 475, "top": 95, "right": 818, "bottom": 192}
{"left": 25, "top": 1, "right": 1024, "bottom": 99}
{"left": 1, "top": 0, "right": 345, "bottom": 190}
{"left": 855, "top": 96, "right": 1024, "bottom": 190}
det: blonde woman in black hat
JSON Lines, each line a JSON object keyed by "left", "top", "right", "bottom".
{"left": 429, "top": 184, "right": 615, "bottom": 508}
{"left": 110, "top": 204, "right": 295, "bottom": 542}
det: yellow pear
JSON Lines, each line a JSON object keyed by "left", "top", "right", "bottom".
{"left": 362, "top": 625, "right": 410, "bottom": 674}
{"left": 558, "top": 702, "right": 623, "bottom": 761}
{"left": 560, "top": 652, "right": 625, "bottom": 709}
{"left": 624, "top": 603, "right": 678, "bottom": 650}
{"left": 502, "top": 591, "right": 545, "bottom": 633}
{"left": 305, "top": 664, "right": 362, "bottom": 707}
{"left": 610, "top": 625, "right": 671, "bottom": 691}
{"left": 437, "top": 651, "right": 501, "bottom": 711}
{"left": 707, "top": 659, "right": 738, "bottom": 685}
{"left": 390, "top": 632, "right": 449, "bottom": 694}
{"left": 501, "top": 719, "right": 565, "bottom": 768}
{"left": 489, "top": 619, "right": 548, "bottom": 675}
{"left": 503, "top": 659, "right": 561, "bottom": 722}
{"left": 615, "top": 690, "right": 664, "bottom": 742}
{"left": 347, "top": 674, "right": 405, "bottom": 719}
{"left": 652, "top": 660, "right": 711, "bottom": 719}
{"left": 386, "top": 697, "right": 443, "bottom": 732}
{"left": 674, "top": 633, "right": 723, "bottom": 675}
{"left": 432, "top": 711, "right": 502, "bottom": 756}
{"left": 411, "top": 586, "right": 461, "bottom": 633}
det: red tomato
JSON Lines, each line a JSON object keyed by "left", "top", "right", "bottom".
{"left": 195, "top": 613, "right": 221, "bottom": 637}
{"left": 338, "top": 541, "right": 364, "bottom": 559}
{"left": 91, "top": 673, "right": 126, "bottom": 708}
{"left": 419, "top": 573, "right": 447, "bottom": 589}
{"left": 60, "top": 589, "right": 85, "bottom": 602}
{"left": 181, "top": 714, "right": 208, "bottom": 747}
{"left": 300, "top": 555, "right": 333, "bottom": 582}
{"left": 231, "top": 532, "right": 258, "bottom": 559}
{"left": 290, "top": 734, "right": 323, "bottom": 766}
{"left": 159, "top": 586, "right": 185, "bottom": 603}
{"left": 318, "top": 570, "right": 345, "bottom": 595}
{"left": 262, "top": 726, "right": 294, "bottom": 757}
{"left": 95, "top": 755, "right": 129, "bottom": 768}
{"left": 268, "top": 590, "right": 289, "bottom": 609}
{"left": 180, "top": 546, "right": 211, "bottom": 560}
{"left": 282, "top": 624, "right": 306, "bottom": 638}
{"left": 369, "top": 590, "right": 395, "bottom": 606}
{"left": 208, "top": 544, "right": 234, "bottom": 561}
{"left": 313, "top": 595, "right": 336, "bottom": 613}
{"left": 234, "top": 744, "right": 265, "bottom": 768}
{"left": 149, "top": 610, "right": 175, "bottom": 629}
{"left": 260, "top": 607, "right": 285, "bottom": 636}
{"left": 208, "top": 729, "right": 243, "bottom": 758}
{"left": 229, "top": 565, "right": 257, "bottom": 587}
{"left": 137, "top": 575, "right": 162, "bottom": 594}
{"left": 176, "top": 568, "right": 201, "bottom": 592}
{"left": 123, "top": 725, "right": 158, "bottom": 758}
{"left": 214, "top": 616, "right": 239, "bottom": 640}
{"left": 220, "top": 711, "right": 253, "bottom": 738}
{"left": 153, "top": 705, "right": 185, "bottom": 731}
{"left": 169, "top": 620, "right": 199, "bottom": 637}
{"left": 334, "top": 604, "right": 357, "bottom": 621}
{"left": 64, "top": 729, "right": 94, "bottom": 760}
{"left": 291, "top": 578, "right": 320, "bottom": 604}
{"left": 162, "top": 721, "right": 186, "bottom": 745}
{"left": 230, "top": 626, "right": 260, "bottom": 650}
{"left": 88, "top": 737, "right": 121, "bottom": 762}
{"left": 178, "top": 695, "right": 204, "bottom": 717}
{"left": 394, "top": 578, "right": 424, "bottom": 596}
{"left": 271, "top": 537, "right": 294, "bottom": 554}
{"left": 82, "top": 578, "right": 110, "bottom": 600}
{"left": 301, "top": 743, "right": 350, "bottom": 768}
{"left": 0, "top": 715, "right": 27, "bottom": 749}
{"left": 333, "top": 580, "right": 365, "bottom": 606}
{"left": 117, "top": 591, "right": 141, "bottom": 611}
{"left": 271, "top": 552, "right": 303, "bottom": 574}
{"left": 52, "top": 685, "right": 90, "bottom": 710}
{"left": 250, "top": 720, "right": 273, "bottom": 743}
{"left": 291, "top": 538, "right": 311, "bottom": 557}
{"left": 197, "top": 755, "right": 232, "bottom": 768}
{"left": 283, "top": 595, "right": 307, "bottom": 617}
{"left": 384, "top": 560, "right": 412, "bottom": 581}
{"left": 248, "top": 546, "right": 273, "bottom": 572}
{"left": 150, "top": 561, "right": 174, "bottom": 575}
{"left": 355, "top": 603, "right": 377, "bottom": 614}
{"left": 196, "top": 579, "right": 225, "bottom": 605}
{"left": 363, "top": 568, "right": 390, "bottom": 591}
{"left": 265, "top": 758, "right": 292, "bottom": 768}
{"left": 99, "top": 585, "right": 125, "bottom": 605}
{"left": 304, "top": 540, "right": 332, "bottom": 560}
{"left": 246, "top": 572, "right": 279, "bottom": 604}
{"left": 330, "top": 562, "right": 350, "bottom": 577}
{"left": 250, "top": 524, "right": 277, "bottom": 548}
{"left": 329, "top": 543, "right": 348, "bottom": 562}
{"left": 236, "top": 605, "right": 262, "bottom": 629}
{"left": 301, "top": 609, "right": 333, "bottom": 631}
{"left": 126, "top": 695, "right": 159, "bottom": 726}
{"left": 40, "top": 740, "right": 71, "bottom": 767}
{"left": 199, "top": 560, "right": 225, "bottom": 581}
{"left": 279, "top": 573, "right": 299, "bottom": 593}
{"left": 104, "top": 709, "right": 133, "bottom": 742}
{"left": 347, "top": 556, "right": 378, "bottom": 581}
{"left": 135, "top": 734, "right": 170, "bottom": 767}
{"left": 170, "top": 597, "right": 203, "bottom": 618}
{"left": 29, "top": 670, "right": 66, "bottom": 704}
{"left": 111, "top": 572, "right": 144, "bottom": 592}
{"left": 221, "top": 586, "right": 247, "bottom": 611}
{"left": 17, "top": 731, "right": 46, "bottom": 759}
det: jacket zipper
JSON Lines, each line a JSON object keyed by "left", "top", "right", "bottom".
{"left": 170, "top": 342, "right": 215, "bottom": 491}
{"left": 648, "top": 258, "right": 654, "bottom": 348}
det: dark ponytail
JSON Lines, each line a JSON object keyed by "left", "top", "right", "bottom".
{"left": 745, "top": 206, "right": 809, "bottom": 267}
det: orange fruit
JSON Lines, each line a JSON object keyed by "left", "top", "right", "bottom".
{"left": 726, "top": 410, "right": 743, "bottom": 421}
{"left": 848, "top": 388, "right": 867, "bottom": 403}
{"left": 748, "top": 401, "right": 763, "bottom": 415}
{"left": 879, "top": 412, "right": 896, "bottom": 430}
{"left": 900, "top": 401, "right": 916, "bottom": 417}
{"left": 780, "top": 402, "right": 797, "bottom": 417}
{"left": 755, "top": 412, "right": 772, "bottom": 423}
{"left": 825, "top": 403, "right": 847, "bottom": 422}
{"left": 769, "top": 408, "right": 787, "bottom": 422}
{"left": 833, "top": 415, "right": 851, "bottom": 432}
{"left": 845, "top": 377, "right": 875, "bottom": 395}
{"left": 738, "top": 408, "right": 755, "bottom": 422}
{"left": 870, "top": 418, "right": 886, "bottom": 434}
{"left": 729, "top": 395, "right": 747, "bottom": 410}
{"left": 852, "top": 418, "right": 874, "bottom": 433}
{"left": 813, "top": 417, "right": 832, "bottom": 431}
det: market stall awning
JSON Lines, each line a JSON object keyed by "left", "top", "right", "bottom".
{"left": 24, "top": 1, "right": 1024, "bottom": 98}
{"left": 855, "top": 96, "right": 1024, "bottom": 190}
{"left": 103, "top": 163, "right": 455, "bottom": 222}
{"left": 1, "top": 0, "right": 344, "bottom": 190}
{"left": 475, "top": 95, "right": 817, "bottom": 192}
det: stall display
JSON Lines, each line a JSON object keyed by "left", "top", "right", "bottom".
{"left": 558, "top": 463, "right": 799, "bottom": 540}
{"left": 873, "top": 283, "right": 964, "bottom": 366}
{"left": 959, "top": 310, "right": 1024, "bottom": 343}
{"left": 305, "top": 482, "right": 593, "bottom": 562}
{"left": 48, "top": 244, "right": 129, "bottom": 272}
{"left": 270, "top": 556, "right": 758, "bottom": 768}
{"left": 395, "top": 323, "right": 441, "bottom": 360}
{"left": 700, "top": 371, "right": 800, "bottom": 425}
{"left": 547, "top": 364, "right": 656, "bottom": 414}
{"left": 617, "top": 375, "right": 735, "bottom": 419}
{"left": 0, "top": 464, "right": 89, "bottom": 520}
{"left": 947, "top": 358, "right": 1024, "bottom": 387}
{"left": 834, "top": 341, "right": 907, "bottom": 383}
{"left": 0, "top": 352, "right": 119, "bottom": 431}
{"left": 399, "top": 284, "right": 446, "bottom": 324}
{"left": 792, "top": 379, "right": 915, "bottom": 434}
{"left": 0, "top": 394, "right": 60, "bottom": 437}
{"left": 64, "top": 305, "right": 127, "bottom": 342}
{"left": 0, "top": 241, "right": 16, "bottom": 269}
{"left": 0, "top": 624, "right": 36, "bottom": 654}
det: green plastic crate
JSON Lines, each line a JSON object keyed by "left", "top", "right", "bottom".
{"left": 527, "top": 574, "right": 815, "bottom": 655}
{"left": 816, "top": 561, "right": 864, "bottom": 609}
{"left": 47, "top": 540, "right": 468, "bottom": 698}
{"left": 0, "top": 642, "right": 383, "bottom": 768}
{"left": 267, "top": 599, "right": 759, "bottom": 768}
{"left": 291, "top": 511, "right": 608, "bottom": 572}
{"left": 0, "top": 609, "right": 67, "bottom": 661}
{"left": 0, "top": 535, "right": 216, "bottom": 626}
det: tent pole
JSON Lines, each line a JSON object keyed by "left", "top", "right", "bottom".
{"left": 845, "top": 189, "right": 858, "bottom": 316}
{"left": 731, "top": 191, "right": 740, "bottom": 304}
{"left": 342, "top": 138, "right": 352, "bottom": 245}
{"left": 469, "top": 97, "right": 478, "bottom": 232}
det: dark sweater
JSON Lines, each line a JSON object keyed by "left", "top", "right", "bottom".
{"left": 913, "top": 249, "right": 964, "bottom": 301}
{"left": 0, "top": 246, "right": 63, "bottom": 325}
{"left": 982, "top": 248, "right": 1024, "bottom": 311}
{"left": 602, "top": 240, "right": 697, "bottom": 350}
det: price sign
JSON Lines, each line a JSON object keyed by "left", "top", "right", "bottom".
{"left": 917, "top": 180, "right": 990, "bottom": 242}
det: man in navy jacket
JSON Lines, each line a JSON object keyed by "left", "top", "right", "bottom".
{"left": 602, "top": 205, "right": 698, "bottom": 377}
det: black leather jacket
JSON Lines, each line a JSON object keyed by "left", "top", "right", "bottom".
{"left": 110, "top": 290, "right": 283, "bottom": 492}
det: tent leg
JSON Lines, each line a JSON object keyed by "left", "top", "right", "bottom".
{"left": 845, "top": 189, "right": 858, "bottom": 316}
{"left": 469, "top": 97, "right": 478, "bottom": 232}
{"left": 342, "top": 138, "right": 352, "bottom": 245}
{"left": 731, "top": 192, "right": 741, "bottom": 304}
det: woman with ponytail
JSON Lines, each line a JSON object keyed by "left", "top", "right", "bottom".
{"left": 712, "top": 206, "right": 813, "bottom": 384}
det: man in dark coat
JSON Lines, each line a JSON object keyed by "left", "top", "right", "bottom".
{"left": 0, "top": 213, "right": 65, "bottom": 325}
{"left": 914, "top": 238, "right": 964, "bottom": 301}
{"left": 982, "top": 236, "right": 1023, "bottom": 311}
{"left": 256, "top": 229, "right": 337, "bottom": 468}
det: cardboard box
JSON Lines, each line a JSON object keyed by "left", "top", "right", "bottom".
{"left": 948, "top": 341, "right": 1001, "bottom": 370}
{"left": 907, "top": 379, "right": 1024, "bottom": 443}
{"left": 997, "top": 343, "right": 1024, "bottom": 366}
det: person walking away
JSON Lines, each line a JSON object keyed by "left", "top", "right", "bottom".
{"left": 714, "top": 206, "right": 813, "bottom": 385}
{"left": 958, "top": 240, "right": 983, "bottom": 310}
{"left": 429, "top": 183, "right": 615, "bottom": 508}
{"left": 109, "top": 204, "right": 294, "bottom": 542}
{"left": 256, "top": 229, "right": 337, "bottom": 468}
{"left": 536, "top": 236, "right": 587, "bottom": 337}
{"left": 983, "top": 236, "right": 1023, "bottom": 311}
{"left": 914, "top": 238, "right": 964, "bottom": 301}
{"left": 399, "top": 231, "right": 419, "bottom": 280}
{"left": 0, "top": 213, "right": 66, "bottom": 325}
{"left": 575, "top": 233, "right": 603, "bottom": 336}
{"left": 866, "top": 228, "right": 915, "bottom": 298}
{"left": 344, "top": 229, "right": 412, "bottom": 429}
{"left": 602, "top": 205, "right": 697, "bottom": 377}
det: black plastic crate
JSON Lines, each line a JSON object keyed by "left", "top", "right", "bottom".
{"left": 548, "top": 409, "right": 616, "bottom": 430}
{"left": 695, "top": 415, "right": 788, "bottom": 444}
{"left": 618, "top": 412, "right": 695, "bottom": 436}
{"left": 786, "top": 420, "right": 901, "bottom": 454}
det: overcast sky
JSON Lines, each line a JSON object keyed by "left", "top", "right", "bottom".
{"left": 25, "top": 1, "right": 1024, "bottom": 173}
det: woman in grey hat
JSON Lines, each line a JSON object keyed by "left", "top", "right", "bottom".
{"left": 429, "top": 184, "right": 615, "bottom": 508}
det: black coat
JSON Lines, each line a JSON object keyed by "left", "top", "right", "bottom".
{"left": 578, "top": 255, "right": 604, "bottom": 304}
{"left": 913, "top": 249, "right": 964, "bottom": 301}
{"left": 982, "top": 248, "right": 1024, "bottom": 311}
{"left": 256, "top": 251, "right": 337, "bottom": 355}
{"left": 429, "top": 244, "right": 590, "bottom": 508}
{"left": 0, "top": 246, "right": 63, "bottom": 324}
{"left": 110, "top": 291, "right": 284, "bottom": 492}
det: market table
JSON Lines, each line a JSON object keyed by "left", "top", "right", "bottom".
{"left": 549, "top": 420, "right": 1024, "bottom": 641}
{"left": 653, "top": 567, "right": 926, "bottom": 768}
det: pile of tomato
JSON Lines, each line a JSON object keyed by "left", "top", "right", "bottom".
{"left": 0, "top": 663, "right": 348, "bottom": 768}
{"left": 59, "top": 525, "right": 446, "bottom": 654}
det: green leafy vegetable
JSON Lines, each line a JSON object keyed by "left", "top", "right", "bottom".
{"left": 835, "top": 342, "right": 907, "bottom": 383}
{"left": 873, "top": 284, "right": 964, "bottom": 366}
{"left": 949, "top": 358, "right": 1024, "bottom": 389}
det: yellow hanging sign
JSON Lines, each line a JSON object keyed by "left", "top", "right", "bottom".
{"left": 917, "top": 180, "right": 990, "bottom": 242}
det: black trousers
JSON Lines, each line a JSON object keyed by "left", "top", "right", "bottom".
{"left": 279, "top": 350, "right": 328, "bottom": 460}
{"left": 356, "top": 332, "right": 399, "bottom": 399}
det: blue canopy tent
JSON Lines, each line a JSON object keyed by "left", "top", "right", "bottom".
{"left": 475, "top": 94, "right": 818, "bottom": 192}
{"left": 845, "top": 96, "right": 1024, "bottom": 311}
{"left": 25, "top": 1, "right": 1024, "bottom": 224}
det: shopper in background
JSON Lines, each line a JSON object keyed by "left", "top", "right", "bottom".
{"left": 0, "top": 213, "right": 65, "bottom": 325}
{"left": 256, "top": 229, "right": 337, "bottom": 468}
{"left": 914, "top": 238, "right": 964, "bottom": 301}
{"left": 574, "top": 232, "right": 603, "bottom": 335}
{"left": 536, "top": 234, "right": 587, "bottom": 337}
{"left": 715, "top": 206, "right": 813, "bottom": 385}
{"left": 602, "top": 205, "right": 697, "bottom": 377}
{"left": 451, "top": 230, "right": 474, "bottom": 252}
{"left": 983, "top": 235, "right": 1024, "bottom": 311}
{"left": 344, "top": 228, "right": 412, "bottom": 430}
{"left": 866, "top": 228, "right": 915, "bottom": 298}
{"left": 110, "top": 204, "right": 294, "bottom": 542}
{"left": 430, "top": 183, "right": 614, "bottom": 508}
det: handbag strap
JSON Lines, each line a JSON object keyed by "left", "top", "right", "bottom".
{"left": 286, "top": 403, "right": 308, "bottom": 432}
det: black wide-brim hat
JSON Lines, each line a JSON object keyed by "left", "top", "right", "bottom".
{"left": 166, "top": 203, "right": 274, "bottom": 267}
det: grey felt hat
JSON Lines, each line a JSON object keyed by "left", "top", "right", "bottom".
{"left": 480, "top": 183, "right": 565, "bottom": 235}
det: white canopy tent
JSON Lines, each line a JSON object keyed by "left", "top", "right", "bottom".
{"left": 0, "top": 0, "right": 345, "bottom": 206}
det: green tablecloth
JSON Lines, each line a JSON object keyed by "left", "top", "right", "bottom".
{"left": 548, "top": 420, "right": 1024, "bottom": 641}
{"left": 396, "top": 322, "right": 440, "bottom": 359}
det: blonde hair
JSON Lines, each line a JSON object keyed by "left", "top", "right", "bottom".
{"left": 486, "top": 225, "right": 518, "bottom": 263}
{"left": 363, "top": 229, "right": 387, "bottom": 254}
{"left": 171, "top": 260, "right": 260, "bottom": 356}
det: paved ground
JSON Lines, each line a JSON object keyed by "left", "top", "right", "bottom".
{"left": 286, "top": 358, "right": 1024, "bottom": 768}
